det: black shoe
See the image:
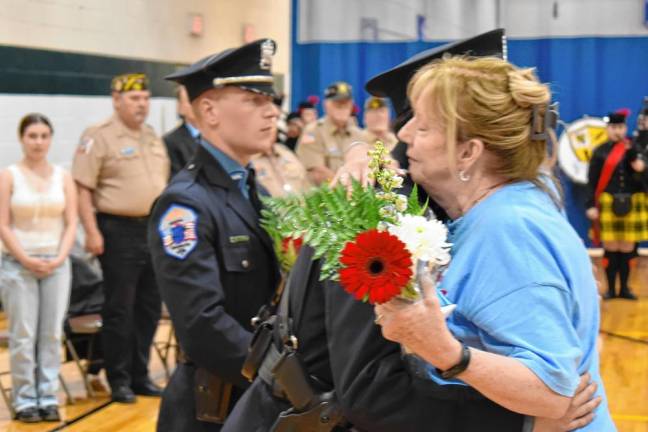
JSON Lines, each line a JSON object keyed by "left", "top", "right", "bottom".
{"left": 111, "top": 385, "right": 137, "bottom": 403}
{"left": 15, "top": 406, "right": 41, "bottom": 423}
{"left": 132, "top": 379, "right": 162, "bottom": 397}
{"left": 40, "top": 405, "right": 61, "bottom": 422}
{"left": 603, "top": 291, "right": 616, "bottom": 300}
{"left": 619, "top": 290, "right": 638, "bottom": 300}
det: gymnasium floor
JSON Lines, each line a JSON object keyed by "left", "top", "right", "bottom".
{"left": 0, "top": 257, "right": 646, "bottom": 432}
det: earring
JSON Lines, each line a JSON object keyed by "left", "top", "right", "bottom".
{"left": 459, "top": 170, "right": 470, "bottom": 182}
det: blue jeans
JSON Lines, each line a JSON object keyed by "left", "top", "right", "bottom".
{"left": 0, "top": 255, "right": 71, "bottom": 411}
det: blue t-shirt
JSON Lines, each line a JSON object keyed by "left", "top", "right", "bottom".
{"left": 429, "top": 181, "right": 614, "bottom": 430}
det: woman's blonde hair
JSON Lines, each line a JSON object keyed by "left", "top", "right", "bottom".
{"left": 408, "top": 56, "right": 561, "bottom": 205}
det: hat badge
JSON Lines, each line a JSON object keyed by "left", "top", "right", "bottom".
{"left": 260, "top": 39, "right": 275, "bottom": 70}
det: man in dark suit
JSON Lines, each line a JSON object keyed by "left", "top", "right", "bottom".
{"left": 163, "top": 85, "right": 200, "bottom": 177}
{"left": 148, "top": 39, "right": 281, "bottom": 432}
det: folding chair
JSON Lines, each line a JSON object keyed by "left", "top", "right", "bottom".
{"left": 63, "top": 314, "right": 102, "bottom": 398}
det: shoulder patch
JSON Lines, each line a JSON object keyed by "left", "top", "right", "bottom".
{"left": 77, "top": 137, "right": 94, "bottom": 154}
{"left": 158, "top": 204, "right": 199, "bottom": 260}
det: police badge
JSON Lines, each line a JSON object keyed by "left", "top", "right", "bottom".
{"left": 259, "top": 39, "right": 275, "bottom": 70}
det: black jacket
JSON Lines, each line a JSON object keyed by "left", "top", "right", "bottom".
{"left": 149, "top": 144, "right": 280, "bottom": 431}
{"left": 223, "top": 246, "right": 523, "bottom": 432}
{"left": 163, "top": 122, "right": 199, "bottom": 177}
{"left": 586, "top": 139, "right": 646, "bottom": 208}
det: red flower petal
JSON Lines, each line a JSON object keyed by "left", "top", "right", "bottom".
{"left": 339, "top": 229, "right": 413, "bottom": 305}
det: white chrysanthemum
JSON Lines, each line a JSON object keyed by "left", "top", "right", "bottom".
{"left": 388, "top": 214, "right": 451, "bottom": 264}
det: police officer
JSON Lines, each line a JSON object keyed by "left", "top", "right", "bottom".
{"left": 223, "top": 29, "right": 598, "bottom": 432}
{"left": 296, "top": 81, "right": 365, "bottom": 185}
{"left": 252, "top": 143, "right": 311, "bottom": 197}
{"left": 360, "top": 96, "right": 398, "bottom": 151}
{"left": 164, "top": 85, "right": 201, "bottom": 177}
{"left": 148, "top": 39, "right": 281, "bottom": 431}
{"left": 72, "top": 73, "right": 169, "bottom": 403}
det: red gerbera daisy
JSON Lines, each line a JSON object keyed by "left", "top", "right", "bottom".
{"left": 339, "top": 229, "right": 413, "bottom": 305}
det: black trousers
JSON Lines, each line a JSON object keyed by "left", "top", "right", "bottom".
{"left": 97, "top": 213, "right": 161, "bottom": 388}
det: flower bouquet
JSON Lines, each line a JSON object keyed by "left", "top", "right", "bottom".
{"left": 261, "top": 141, "right": 453, "bottom": 309}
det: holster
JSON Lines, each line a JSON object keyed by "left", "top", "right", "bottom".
{"left": 270, "top": 391, "right": 346, "bottom": 432}
{"left": 242, "top": 316, "right": 276, "bottom": 381}
{"left": 194, "top": 367, "right": 232, "bottom": 424}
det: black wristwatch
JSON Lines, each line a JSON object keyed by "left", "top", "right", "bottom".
{"left": 437, "top": 343, "right": 471, "bottom": 379}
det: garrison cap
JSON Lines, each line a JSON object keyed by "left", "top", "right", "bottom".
{"left": 111, "top": 73, "right": 149, "bottom": 93}
{"left": 324, "top": 81, "right": 353, "bottom": 101}
{"left": 364, "top": 96, "right": 388, "bottom": 111}
{"left": 165, "top": 39, "right": 277, "bottom": 101}
{"left": 365, "top": 29, "right": 507, "bottom": 115}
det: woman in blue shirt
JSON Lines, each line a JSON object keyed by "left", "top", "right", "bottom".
{"left": 375, "top": 56, "right": 614, "bottom": 431}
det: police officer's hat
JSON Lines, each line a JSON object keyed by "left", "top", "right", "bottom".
{"left": 325, "top": 81, "right": 353, "bottom": 101}
{"left": 365, "top": 29, "right": 507, "bottom": 115}
{"left": 166, "top": 39, "right": 277, "bottom": 101}
{"left": 606, "top": 108, "right": 630, "bottom": 124}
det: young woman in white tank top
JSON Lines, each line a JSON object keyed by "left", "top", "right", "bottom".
{"left": 0, "top": 114, "right": 77, "bottom": 423}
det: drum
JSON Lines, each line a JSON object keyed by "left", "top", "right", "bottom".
{"left": 557, "top": 116, "right": 608, "bottom": 184}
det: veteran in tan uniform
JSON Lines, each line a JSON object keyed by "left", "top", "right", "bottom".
{"left": 252, "top": 143, "right": 311, "bottom": 197}
{"left": 361, "top": 96, "right": 398, "bottom": 152}
{"left": 71, "top": 73, "right": 169, "bottom": 404}
{"left": 295, "top": 81, "right": 365, "bottom": 185}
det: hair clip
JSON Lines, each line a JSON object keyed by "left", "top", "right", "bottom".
{"left": 531, "top": 102, "right": 559, "bottom": 141}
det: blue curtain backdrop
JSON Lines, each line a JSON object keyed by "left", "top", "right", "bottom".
{"left": 290, "top": 0, "right": 648, "bottom": 244}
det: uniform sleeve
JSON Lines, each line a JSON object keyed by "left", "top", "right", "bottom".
{"left": 295, "top": 125, "right": 325, "bottom": 169}
{"left": 323, "top": 281, "right": 461, "bottom": 432}
{"left": 323, "top": 281, "right": 524, "bottom": 431}
{"left": 586, "top": 146, "right": 605, "bottom": 208}
{"left": 471, "top": 283, "right": 582, "bottom": 397}
{"left": 148, "top": 189, "right": 252, "bottom": 388}
{"left": 71, "top": 131, "right": 105, "bottom": 189}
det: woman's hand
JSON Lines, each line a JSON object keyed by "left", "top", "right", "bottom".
{"left": 331, "top": 142, "right": 403, "bottom": 190}
{"left": 585, "top": 207, "right": 599, "bottom": 221}
{"left": 374, "top": 273, "right": 462, "bottom": 370}
{"left": 331, "top": 142, "right": 374, "bottom": 189}
{"left": 533, "top": 373, "right": 601, "bottom": 431}
{"left": 20, "top": 256, "right": 54, "bottom": 278}
{"left": 44, "top": 255, "right": 67, "bottom": 272}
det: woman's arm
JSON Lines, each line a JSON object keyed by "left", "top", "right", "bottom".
{"left": 0, "top": 170, "right": 50, "bottom": 276}
{"left": 376, "top": 274, "right": 572, "bottom": 419}
{"left": 51, "top": 171, "right": 78, "bottom": 267}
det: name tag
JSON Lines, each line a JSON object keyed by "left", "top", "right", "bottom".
{"left": 327, "top": 147, "right": 342, "bottom": 156}
{"left": 229, "top": 235, "right": 250, "bottom": 244}
{"left": 120, "top": 146, "right": 137, "bottom": 156}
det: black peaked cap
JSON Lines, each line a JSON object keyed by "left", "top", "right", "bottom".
{"left": 365, "top": 29, "right": 506, "bottom": 115}
{"left": 166, "top": 39, "right": 277, "bottom": 101}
